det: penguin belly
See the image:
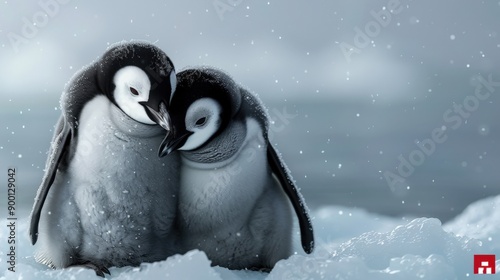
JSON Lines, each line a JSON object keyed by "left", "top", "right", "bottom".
{"left": 37, "top": 96, "right": 179, "bottom": 268}
{"left": 177, "top": 118, "right": 293, "bottom": 269}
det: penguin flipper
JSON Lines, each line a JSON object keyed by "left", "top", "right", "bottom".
{"left": 29, "top": 115, "right": 71, "bottom": 245}
{"left": 267, "top": 144, "right": 314, "bottom": 254}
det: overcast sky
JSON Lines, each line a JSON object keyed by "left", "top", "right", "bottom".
{"left": 1, "top": 0, "right": 499, "bottom": 105}
{"left": 1, "top": 1, "right": 500, "bottom": 219}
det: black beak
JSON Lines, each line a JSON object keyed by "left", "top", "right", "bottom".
{"left": 140, "top": 101, "right": 171, "bottom": 132}
{"left": 158, "top": 131, "right": 193, "bottom": 157}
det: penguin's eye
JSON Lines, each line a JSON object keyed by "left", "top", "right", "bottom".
{"left": 195, "top": 117, "right": 207, "bottom": 127}
{"left": 129, "top": 87, "right": 140, "bottom": 96}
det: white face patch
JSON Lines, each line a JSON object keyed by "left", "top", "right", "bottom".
{"left": 112, "top": 66, "right": 154, "bottom": 124}
{"left": 180, "top": 98, "right": 222, "bottom": 151}
{"left": 169, "top": 70, "right": 177, "bottom": 104}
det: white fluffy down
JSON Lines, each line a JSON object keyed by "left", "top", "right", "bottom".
{"left": 2, "top": 195, "right": 500, "bottom": 279}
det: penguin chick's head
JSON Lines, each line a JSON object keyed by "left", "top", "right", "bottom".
{"left": 97, "top": 41, "right": 176, "bottom": 130}
{"left": 158, "top": 67, "right": 242, "bottom": 157}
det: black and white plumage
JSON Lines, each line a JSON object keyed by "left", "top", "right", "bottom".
{"left": 29, "top": 41, "right": 180, "bottom": 276}
{"left": 159, "top": 67, "right": 314, "bottom": 270}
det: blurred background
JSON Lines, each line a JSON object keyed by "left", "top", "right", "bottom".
{"left": 0, "top": 0, "right": 499, "bottom": 222}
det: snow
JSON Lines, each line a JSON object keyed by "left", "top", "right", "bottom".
{"left": 0, "top": 1, "right": 498, "bottom": 279}
{"left": 1, "top": 197, "right": 499, "bottom": 279}
{"left": 444, "top": 195, "right": 500, "bottom": 251}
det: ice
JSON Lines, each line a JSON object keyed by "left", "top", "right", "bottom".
{"left": 270, "top": 218, "right": 482, "bottom": 279}
{"left": 2, "top": 196, "right": 500, "bottom": 279}
{"left": 444, "top": 195, "right": 500, "bottom": 250}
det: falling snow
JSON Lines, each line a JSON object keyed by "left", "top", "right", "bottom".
{"left": 0, "top": 1, "right": 499, "bottom": 279}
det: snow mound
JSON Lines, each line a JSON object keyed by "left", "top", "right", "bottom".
{"left": 444, "top": 195, "right": 500, "bottom": 250}
{"left": 2, "top": 197, "right": 500, "bottom": 279}
{"left": 270, "top": 218, "right": 482, "bottom": 279}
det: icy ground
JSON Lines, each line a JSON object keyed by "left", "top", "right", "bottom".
{"left": 1, "top": 196, "right": 499, "bottom": 280}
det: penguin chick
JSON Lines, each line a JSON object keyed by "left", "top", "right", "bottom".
{"left": 159, "top": 67, "right": 314, "bottom": 270}
{"left": 29, "top": 41, "right": 180, "bottom": 277}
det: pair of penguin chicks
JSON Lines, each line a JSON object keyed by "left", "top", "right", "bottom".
{"left": 29, "top": 41, "right": 314, "bottom": 277}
